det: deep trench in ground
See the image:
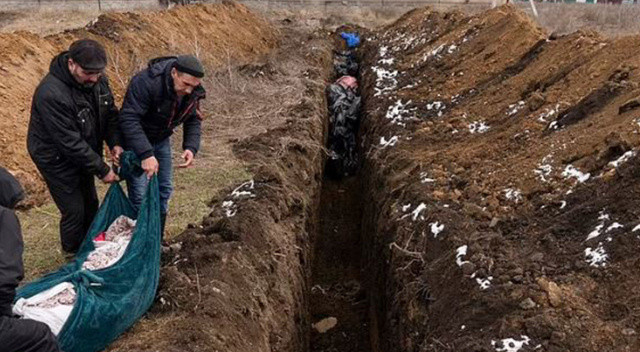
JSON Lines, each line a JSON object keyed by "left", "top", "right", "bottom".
{"left": 309, "top": 176, "right": 372, "bottom": 352}
{"left": 307, "top": 39, "right": 374, "bottom": 351}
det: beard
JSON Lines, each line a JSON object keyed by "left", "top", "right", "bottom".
{"left": 81, "top": 81, "right": 97, "bottom": 89}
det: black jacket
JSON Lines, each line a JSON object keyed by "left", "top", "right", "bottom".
{"left": 27, "top": 52, "right": 120, "bottom": 192}
{"left": 119, "top": 57, "right": 205, "bottom": 160}
{"left": 0, "top": 167, "right": 25, "bottom": 317}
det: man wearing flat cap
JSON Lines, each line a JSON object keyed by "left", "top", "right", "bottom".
{"left": 119, "top": 55, "right": 206, "bottom": 236}
{"left": 27, "top": 39, "right": 121, "bottom": 255}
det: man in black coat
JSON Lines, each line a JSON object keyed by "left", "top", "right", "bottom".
{"left": 0, "top": 167, "right": 61, "bottom": 352}
{"left": 28, "top": 39, "right": 121, "bottom": 255}
{"left": 119, "top": 55, "right": 205, "bottom": 235}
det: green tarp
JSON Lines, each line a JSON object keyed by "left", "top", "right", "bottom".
{"left": 16, "top": 152, "right": 161, "bottom": 352}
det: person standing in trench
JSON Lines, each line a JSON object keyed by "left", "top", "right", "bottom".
{"left": 27, "top": 39, "right": 122, "bottom": 256}
{"left": 119, "top": 55, "right": 206, "bottom": 239}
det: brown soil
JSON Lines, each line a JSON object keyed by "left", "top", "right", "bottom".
{"left": 0, "top": 2, "right": 277, "bottom": 206}
{"left": 107, "top": 20, "right": 334, "bottom": 352}
{"left": 359, "top": 4, "right": 640, "bottom": 352}
{"left": 309, "top": 177, "right": 371, "bottom": 352}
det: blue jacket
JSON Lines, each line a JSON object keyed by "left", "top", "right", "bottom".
{"left": 120, "top": 57, "right": 206, "bottom": 160}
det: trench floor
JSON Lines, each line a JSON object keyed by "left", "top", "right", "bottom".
{"left": 309, "top": 176, "right": 372, "bottom": 352}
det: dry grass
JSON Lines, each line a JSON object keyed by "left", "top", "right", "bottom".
{"left": 517, "top": 2, "right": 640, "bottom": 37}
{"left": 248, "top": 0, "right": 640, "bottom": 37}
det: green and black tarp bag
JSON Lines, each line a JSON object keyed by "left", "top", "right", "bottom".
{"left": 15, "top": 152, "right": 161, "bottom": 352}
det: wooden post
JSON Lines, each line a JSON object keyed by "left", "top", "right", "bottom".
{"left": 529, "top": 0, "right": 538, "bottom": 17}
{"left": 98, "top": 0, "right": 102, "bottom": 11}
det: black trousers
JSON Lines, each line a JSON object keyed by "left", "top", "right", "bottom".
{"left": 47, "top": 174, "right": 99, "bottom": 253}
{"left": 0, "top": 316, "right": 61, "bottom": 352}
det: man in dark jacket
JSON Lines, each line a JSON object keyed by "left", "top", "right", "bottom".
{"left": 0, "top": 167, "right": 61, "bottom": 352}
{"left": 28, "top": 39, "right": 121, "bottom": 255}
{"left": 120, "top": 55, "right": 205, "bottom": 235}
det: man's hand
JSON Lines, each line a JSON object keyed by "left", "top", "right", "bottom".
{"left": 142, "top": 156, "right": 159, "bottom": 179}
{"left": 179, "top": 150, "right": 194, "bottom": 168}
{"left": 111, "top": 146, "right": 124, "bottom": 167}
{"left": 101, "top": 169, "right": 119, "bottom": 184}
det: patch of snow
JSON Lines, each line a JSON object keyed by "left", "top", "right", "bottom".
{"left": 469, "top": 121, "right": 490, "bottom": 134}
{"left": 534, "top": 164, "right": 553, "bottom": 182}
{"left": 232, "top": 180, "right": 256, "bottom": 198}
{"left": 456, "top": 245, "right": 469, "bottom": 266}
{"left": 492, "top": 336, "right": 531, "bottom": 352}
{"left": 586, "top": 223, "right": 604, "bottom": 241}
{"left": 504, "top": 188, "right": 522, "bottom": 203}
{"left": 371, "top": 66, "right": 398, "bottom": 96}
{"left": 379, "top": 46, "right": 389, "bottom": 57}
{"left": 420, "top": 172, "right": 436, "bottom": 184}
{"left": 221, "top": 201, "right": 237, "bottom": 218}
{"left": 430, "top": 221, "right": 445, "bottom": 237}
{"left": 380, "top": 136, "right": 399, "bottom": 148}
{"left": 606, "top": 222, "right": 623, "bottom": 232}
{"left": 585, "top": 242, "right": 608, "bottom": 267}
{"left": 585, "top": 210, "right": 616, "bottom": 241}
{"left": 421, "top": 44, "right": 445, "bottom": 62}
{"left": 507, "top": 101, "right": 525, "bottom": 116}
{"left": 476, "top": 276, "right": 493, "bottom": 290}
{"left": 537, "top": 104, "right": 560, "bottom": 122}
{"left": 609, "top": 150, "right": 636, "bottom": 168}
{"left": 411, "top": 203, "right": 427, "bottom": 221}
{"left": 386, "top": 100, "right": 417, "bottom": 126}
{"left": 426, "top": 101, "right": 445, "bottom": 111}
{"left": 562, "top": 165, "right": 590, "bottom": 183}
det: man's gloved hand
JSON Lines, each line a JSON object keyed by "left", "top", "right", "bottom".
{"left": 142, "top": 156, "right": 159, "bottom": 179}
{"left": 178, "top": 150, "right": 194, "bottom": 168}
{"left": 101, "top": 168, "right": 119, "bottom": 184}
{"left": 111, "top": 146, "right": 124, "bottom": 167}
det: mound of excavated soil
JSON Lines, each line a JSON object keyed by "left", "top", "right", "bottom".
{"left": 360, "top": 5, "right": 640, "bottom": 351}
{"left": 0, "top": 2, "right": 277, "bottom": 206}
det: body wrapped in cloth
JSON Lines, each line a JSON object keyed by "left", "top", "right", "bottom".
{"left": 13, "top": 152, "right": 161, "bottom": 352}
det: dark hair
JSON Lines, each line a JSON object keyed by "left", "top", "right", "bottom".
{"left": 69, "top": 39, "right": 107, "bottom": 71}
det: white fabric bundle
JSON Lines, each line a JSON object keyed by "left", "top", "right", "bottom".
{"left": 12, "top": 282, "right": 76, "bottom": 335}
{"left": 13, "top": 215, "right": 137, "bottom": 335}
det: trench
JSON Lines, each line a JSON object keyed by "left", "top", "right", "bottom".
{"left": 309, "top": 176, "right": 371, "bottom": 352}
{"left": 306, "top": 39, "right": 374, "bottom": 352}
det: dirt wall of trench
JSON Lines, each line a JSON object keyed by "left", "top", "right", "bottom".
{"left": 359, "top": 5, "right": 640, "bottom": 352}
{"left": 0, "top": 2, "right": 277, "bottom": 206}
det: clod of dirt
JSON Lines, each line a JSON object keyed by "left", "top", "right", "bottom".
{"left": 312, "top": 317, "right": 338, "bottom": 333}
{"left": 618, "top": 97, "right": 640, "bottom": 114}
{"left": 537, "top": 278, "right": 562, "bottom": 308}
